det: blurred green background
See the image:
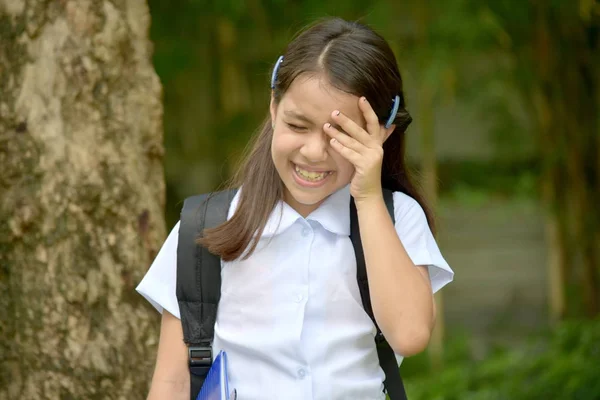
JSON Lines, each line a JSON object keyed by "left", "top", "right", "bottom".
{"left": 148, "top": 1, "right": 599, "bottom": 398}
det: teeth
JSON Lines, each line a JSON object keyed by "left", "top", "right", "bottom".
{"left": 295, "top": 165, "right": 329, "bottom": 181}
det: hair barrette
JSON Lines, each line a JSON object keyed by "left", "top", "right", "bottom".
{"left": 270, "top": 55, "right": 284, "bottom": 89}
{"left": 385, "top": 95, "right": 400, "bottom": 129}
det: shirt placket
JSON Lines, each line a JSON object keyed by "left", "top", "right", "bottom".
{"left": 294, "top": 221, "right": 314, "bottom": 399}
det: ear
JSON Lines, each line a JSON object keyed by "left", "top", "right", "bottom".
{"left": 383, "top": 124, "right": 396, "bottom": 142}
{"left": 270, "top": 93, "right": 277, "bottom": 125}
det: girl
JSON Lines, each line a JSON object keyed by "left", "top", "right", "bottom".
{"left": 137, "top": 17, "right": 454, "bottom": 400}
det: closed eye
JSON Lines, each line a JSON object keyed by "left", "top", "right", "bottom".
{"left": 286, "top": 122, "right": 308, "bottom": 132}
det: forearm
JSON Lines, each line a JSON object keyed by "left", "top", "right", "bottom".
{"left": 147, "top": 377, "right": 189, "bottom": 400}
{"left": 147, "top": 311, "right": 191, "bottom": 400}
{"left": 356, "top": 195, "right": 434, "bottom": 356}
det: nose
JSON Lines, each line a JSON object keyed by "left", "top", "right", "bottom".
{"left": 299, "top": 131, "right": 328, "bottom": 163}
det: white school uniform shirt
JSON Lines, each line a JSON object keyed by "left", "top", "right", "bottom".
{"left": 137, "top": 185, "right": 453, "bottom": 400}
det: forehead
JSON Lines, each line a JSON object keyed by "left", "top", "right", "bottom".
{"left": 279, "top": 74, "right": 363, "bottom": 125}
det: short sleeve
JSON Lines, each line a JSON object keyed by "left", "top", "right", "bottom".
{"left": 135, "top": 221, "right": 181, "bottom": 318}
{"left": 393, "top": 192, "right": 454, "bottom": 293}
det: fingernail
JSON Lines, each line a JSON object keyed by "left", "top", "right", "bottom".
{"left": 331, "top": 138, "right": 337, "bottom": 144}
{"left": 325, "top": 123, "right": 331, "bottom": 128}
{"left": 334, "top": 110, "right": 340, "bottom": 116}
{"left": 363, "top": 97, "right": 368, "bottom": 103}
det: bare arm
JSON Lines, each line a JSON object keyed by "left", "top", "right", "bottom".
{"left": 146, "top": 310, "right": 189, "bottom": 400}
{"left": 324, "top": 98, "right": 437, "bottom": 357}
{"left": 356, "top": 196, "right": 435, "bottom": 357}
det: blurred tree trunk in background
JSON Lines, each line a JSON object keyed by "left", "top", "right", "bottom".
{"left": 419, "top": 83, "right": 445, "bottom": 369}
{"left": 525, "top": 0, "right": 600, "bottom": 318}
{"left": 410, "top": 1, "right": 451, "bottom": 369}
{"left": 442, "top": 0, "right": 600, "bottom": 322}
{"left": 0, "top": 1, "right": 164, "bottom": 399}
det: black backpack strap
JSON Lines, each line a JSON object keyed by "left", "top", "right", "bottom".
{"left": 176, "top": 189, "right": 237, "bottom": 400}
{"left": 351, "top": 188, "right": 408, "bottom": 400}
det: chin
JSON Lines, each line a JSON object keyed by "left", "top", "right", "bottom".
{"left": 288, "top": 187, "right": 330, "bottom": 206}
{"left": 276, "top": 160, "right": 350, "bottom": 214}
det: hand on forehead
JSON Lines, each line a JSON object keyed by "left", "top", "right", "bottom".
{"left": 279, "top": 75, "right": 366, "bottom": 129}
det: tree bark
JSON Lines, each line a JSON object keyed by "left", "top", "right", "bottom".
{"left": 0, "top": 1, "right": 164, "bottom": 399}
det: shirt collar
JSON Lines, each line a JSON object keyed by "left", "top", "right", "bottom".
{"left": 228, "top": 185, "right": 351, "bottom": 237}
{"left": 305, "top": 185, "right": 350, "bottom": 236}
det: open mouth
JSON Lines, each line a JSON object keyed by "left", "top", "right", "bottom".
{"left": 292, "top": 163, "right": 333, "bottom": 187}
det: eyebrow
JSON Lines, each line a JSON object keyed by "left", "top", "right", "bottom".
{"left": 283, "top": 109, "right": 344, "bottom": 131}
{"left": 283, "top": 110, "right": 314, "bottom": 125}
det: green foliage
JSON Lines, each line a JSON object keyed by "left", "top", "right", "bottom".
{"left": 404, "top": 319, "right": 600, "bottom": 400}
{"left": 434, "top": 159, "right": 539, "bottom": 200}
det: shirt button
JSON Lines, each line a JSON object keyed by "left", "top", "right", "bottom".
{"left": 301, "top": 227, "right": 310, "bottom": 237}
{"left": 295, "top": 293, "right": 304, "bottom": 303}
{"left": 297, "top": 368, "right": 307, "bottom": 379}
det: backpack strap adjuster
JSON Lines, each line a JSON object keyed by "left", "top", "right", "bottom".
{"left": 189, "top": 343, "right": 213, "bottom": 377}
{"left": 375, "top": 330, "right": 386, "bottom": 344}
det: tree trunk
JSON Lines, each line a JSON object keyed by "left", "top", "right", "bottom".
{"left": 413, "top": 2, "right": 445, "bottom": 370}
{"left": 419, "top": 83, "right": 445, "bottom": 370}
{"left": 542, "top": 173, "right": 568, "bottom": 323}
{"left": 530, "top": 1, "right": 600, "bottom": 319}
{"left": 0, "top": 1, "right": 164, "bottom": 399}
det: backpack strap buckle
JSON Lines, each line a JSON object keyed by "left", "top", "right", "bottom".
{"left": 189, "top": 343, "right": 213, "bottom": 377}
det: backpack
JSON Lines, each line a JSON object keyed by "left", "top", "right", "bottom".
{"left": 176, "top": 189, "right": 408, "bottom": 400}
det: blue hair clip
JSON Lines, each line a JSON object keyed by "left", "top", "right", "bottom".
{"left": 385, "top": 95, "right": 401, "bottom": 129}
{"left": 270, "top": 56, "right": 284, "bottom": 89}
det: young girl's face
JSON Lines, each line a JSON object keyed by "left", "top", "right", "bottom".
{"left": 270, "top": 75, "right": 364, "bottom": 216}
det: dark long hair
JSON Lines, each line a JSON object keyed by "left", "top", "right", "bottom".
{"left": 200, "top": 17, "right": 434, "bottom": 261}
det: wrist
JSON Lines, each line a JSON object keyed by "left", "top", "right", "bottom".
{"left": 354, "top": 191, "right": 385, "bottom": 211}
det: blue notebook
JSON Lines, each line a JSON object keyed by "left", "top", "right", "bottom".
{"left": 196, "top": 350, "right": 236, "bottom": 400}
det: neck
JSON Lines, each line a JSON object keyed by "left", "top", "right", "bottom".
{"left": 283, "top": 192, "right": 323, "bottom": 218}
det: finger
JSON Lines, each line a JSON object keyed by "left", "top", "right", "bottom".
{"left": 329, "top": 137, "right": 362, "bottom": 165}
{"left": 324, "top": 123, "right": 365, "bottom": 153}
{"left": 359, "top": 97, "right": 384, "bottom": 141}
{"left": 330, "top": 110, "right": 373, "bottom": 146}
